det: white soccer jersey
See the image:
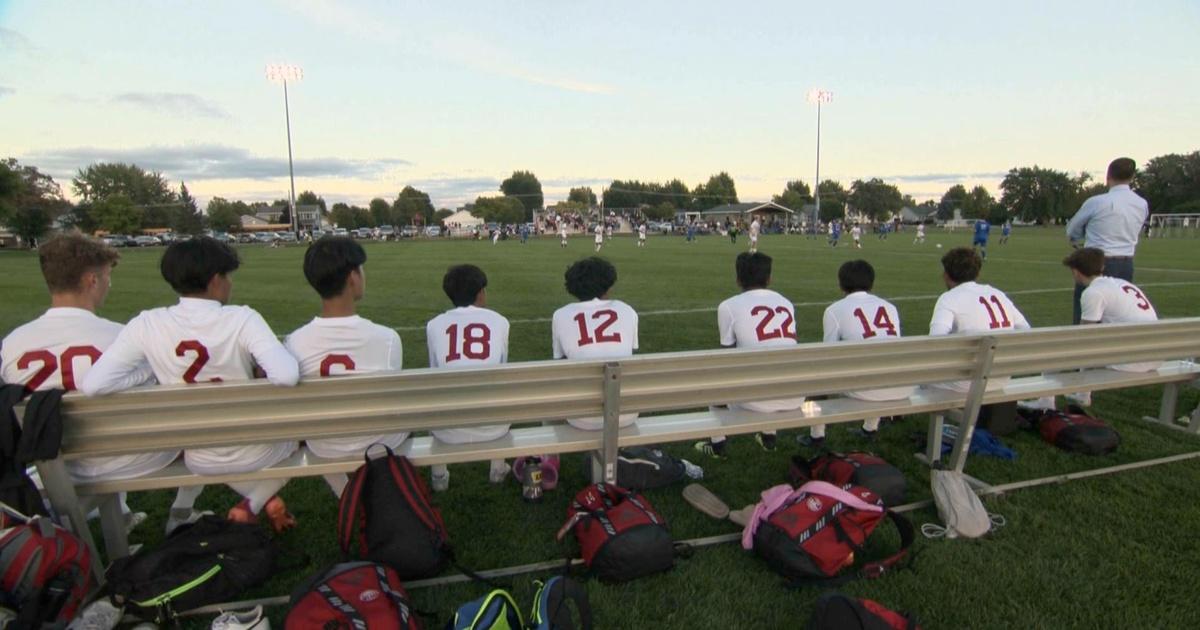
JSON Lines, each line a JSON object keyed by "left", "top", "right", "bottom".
{"left": 639, "top": 225, "right": 647, "bottom": 239}
{"left": 716, "top": 289, "right": 804, "bottom": 412}
{"left": 929, "top": 282, "right": 1031, "bottom": 392}
{"left": 1081, "top": 276, "right": 1160, "bottom": 372}
{"left": 560, "top": 226, "right": 568, "bottom": 239}
{"left": 851, "top": 226, "right": 862, "bottom": 240}
{"left": 594, "top": 225, "right": 604, "bottom": 243}
{"left": 82, "top": 298, "right": 299, "bottom": 475}
{"left": 917, "top": 225, "right": 925, "bottom": 235}
{"left": 426, "top": 306, "right": 512, "bottom": 443}
{"left": 1, "top": 308, "right": 177, "bottom": 482}
{"left": 552, "top": 298, "right": 639, "bottom": 429}
{"left": 285, "top": 315, "right": 407, "bottom": 458}
{"left": 822, "top": 292, "right": 915, "bottom": 401}
{"left": 749, "top": 220, "right": 761, "bottom": 239}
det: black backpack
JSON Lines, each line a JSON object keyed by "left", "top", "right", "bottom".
{"left": 808, "top": 592, "right": 918, "bottom": 629}
{"left": 338, "top": 446, "right": 450, "bottom": 580}
{"left": 789, "top": 451, "right": 908, "bottom": 507}
{"left": 0, "top": 385, "right": 53, "bottom": 528}
{"left": 615, "top": 447, "right": 687, "bottom": 490}
{"left": 106, "top": 515, "right": 278, "bottom": 624}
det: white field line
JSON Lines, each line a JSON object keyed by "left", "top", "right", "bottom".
{"left": 386, "top": 280, "right": 1200, "bottom": 332}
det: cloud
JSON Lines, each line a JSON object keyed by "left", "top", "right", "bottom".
{"left": 877, "top": 171, "right": 1010, "bottom": 183}
{"left": 0, "top": 86, "right": 14, "bottom": 99}
{"left": 22, "top": 144, "right": 411, "bottom": 181}
{"left": 0, "top": 28, "right": 36, "bottom": 54}
{"left": 405, "top": 176, "right": 502, "bottom": 205}
{"left": 112, "top": 92, "right": 232, "bottom": 120}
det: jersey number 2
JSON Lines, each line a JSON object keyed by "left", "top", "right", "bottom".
{"left": 17, "top": 346, "right": 102, "bottom": 392}
{"left": 176, "top": 340, "right": 223, "bottom": 383}
{"left": 752, "top": 306, "right": 797, "bottom": 341}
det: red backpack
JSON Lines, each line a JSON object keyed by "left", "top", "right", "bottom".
{"left": 560, "top": 483, "right": 674, "bottom": 583}
{"left": 285, "top": 561, "right": 421, "bottom": 629}
{"left": 747, "top": 481, "right": 913, "bottom": 584}
{"left": 1035, "top": 408, "right": 1120, "bottom": 455}
{"left": 338, "top": 447, "right": 450, "bottom": 580}
{"left": 808, "top": 592, "right": 919, "bottom": 630}
{"left": 0, "top": 514, "right": 93, "bottom": 626}
{"left": 789, "top": 451, "right": 908, "bottom": 507}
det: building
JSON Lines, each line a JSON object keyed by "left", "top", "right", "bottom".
{"left": 295, "top": 205, "right": 322, "bottom": 231}
{"left": 680, "top": 201, "right": 795, "bottom": 226}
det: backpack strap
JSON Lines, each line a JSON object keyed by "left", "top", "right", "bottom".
{"left": 859, "top": 510, "right": 915, "bottom": 579}
{"left": 17, "top": 389, "right": 65, "bottom": 463}
{"left": 0, "top": 384, "right": 30, "bottom": 459}
{"left": 336, "top": 460, "right": 368, "bottom": 556}
{"left": 545, "top": 576, "right": 594, "bottom": 630}
{"left": 316, "top": 581, "right": 368, "bottom": 629}
{"left": 372, "top": 564, "right": 413, "bottom": 624}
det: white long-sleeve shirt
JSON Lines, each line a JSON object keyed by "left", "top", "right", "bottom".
{"left": 928, "top": 282, "right": 1030, "bottom": 393}
{"left": 1065, "top": 184, "right": 1148, "bottom": 257}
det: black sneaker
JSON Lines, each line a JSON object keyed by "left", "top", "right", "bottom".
{"left": 796, "top": 435, "right": 825, "bottom": 448}
{"left": 755, "top": 432, "right": 777, "bottom": 451}
{"left": 853, "top": 428, "right": 878, "bottom": 440}
{"left": 693, "top": 439, "right": 728, "bottom": 459}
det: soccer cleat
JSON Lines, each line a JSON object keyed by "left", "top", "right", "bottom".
{"left": 693, "top": 439, "right": 728, "bottom": 459}
{"left": 755, "top": 432, "right": 777, "bottom": 451}
{"left": 852, "top": 428, "right": 878, "bottom": 441}
{"left": 226, "top": 499, "right": 258, "bottom": 526}
{"left": 796, "top": 435, "right": 825, "bottom": 448}
{"left": 165, "top": 507, "right": 212, "bottom": 536}
{"left": 488, "top": 460, "right": 512, "bottom": 484}
{"left": 68, "top": 599, "right": 123, "bottom": 630}
{"left": 263, "top": 496, "right": 296, "bottom": 533}
{"left": 211, "top": 605, "right": 269, "bottom": 630}
{"left": 124, "top": 511, "right": 148, "bottom": 535}
{"left": 431, "top": 471, "right": 450, "bottom": 492}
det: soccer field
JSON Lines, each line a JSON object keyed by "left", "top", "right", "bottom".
{"left": 3, "top": 227, "right": 1199, "bottom": 628}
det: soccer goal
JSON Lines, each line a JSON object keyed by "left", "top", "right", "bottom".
{"left": 1148, "top": 214, "right": 1200, "bottom": 238}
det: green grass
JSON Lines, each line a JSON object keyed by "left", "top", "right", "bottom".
{"left": 3, "top": 228, "right": 1200, "bottom": 629}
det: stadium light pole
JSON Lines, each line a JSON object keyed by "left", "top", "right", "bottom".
{"left": 266, "top": 64, "right": 303, "bottom": 236}
{"left": 807, "top": 89, "right": 833, "bottom": 225}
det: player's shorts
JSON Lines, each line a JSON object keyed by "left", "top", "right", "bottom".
{"left": 973, "top": 237, "right": 988, "bottom": 246}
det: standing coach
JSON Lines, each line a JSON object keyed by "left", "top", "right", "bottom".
{"left": 1065, "top": 157, "right": 1148, "bottom": 324}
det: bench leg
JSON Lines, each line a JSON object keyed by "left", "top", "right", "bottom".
{"left": 925, "top": 413, "right": 945, "bottom": 465}
{"left": 1159, "top": 383, "right": 1179, "bottom": 424}
{"left": 1189, "top": 404, "right": 1200, "bottom": 434}
{"left": 36, "top": 459, "right": 105, "bottom": 583}
{"left": 600, "top": 363, "right": 621, "bottom": 485}
{"left": 98, "top": 494, "right": 131, "bottom": 560}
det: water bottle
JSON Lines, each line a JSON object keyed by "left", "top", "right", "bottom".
{"left": 521, "top": 457, "right": 544, "bottom": 503}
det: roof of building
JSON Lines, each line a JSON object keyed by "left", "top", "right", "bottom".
{"left": 695, "top": 201, "right": 795, "bottom": 216}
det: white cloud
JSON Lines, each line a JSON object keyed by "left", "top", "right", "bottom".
{"left": 0, "top": 86, "right": 14, "bottom": 99}
{"left": 112, "top": 92, "right": 232, "bottom": 120}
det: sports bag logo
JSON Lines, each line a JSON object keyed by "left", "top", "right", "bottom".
{"left": 806, "top": 496, "right": 823, "bottom": 512}
{"left": 359, "top": 589, "right": 380, "bottom": 603}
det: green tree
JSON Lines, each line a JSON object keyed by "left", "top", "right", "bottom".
{"left": 369, "top": 198, "right": 392, "bottom": 226}
{"left": 568, "top": 187, "right": 597, "bottom": 207}
{"left": 772, "top": 180, "right": 812, "bottom": 212}
{"left": 816, "top": 180, "right": 847, "bottom": 222}
{"left": 938, "top": 184, "right": 968, "bottom": 221}
{"left": 7, "top": 206, "right": 53, "bottom": 246}
{"left": 643, "top": 203, "right": 678, "bottom": 221}
{"left": 434, "top": 208, "right": 454, "bottom": 223}
{"left": 1136, "top": 151, "right": 1200, "bottom": 213}
{"left": 72, "top": 163, "right": 175, "bottom": 229}
{"left": 393, "top": 186, "right": 435, "bottom": 225}
{"left": 92, "top": 195, "right": 143, "bottom": 234}
{"left": 174, "top": 182, "right": 205, "bottom": 235}
{"left": 296, "top": 190, "right": 327, "bottom": 213}
{"left": 848, "top": 178, "right": 903, "bottom": 221}
{"left": 1000, "top": 166, "right": 1077, "bottom": 224}
{"left": 471, "top": 195, "right": 525, "bottom": 225}
{"left": 1, "top": 159, "right": 69, "bottom": 229}
{"left": 500, "top": 171, "right": 543, "bottom": 218}
{"left": 692, "top": 172, "right": 738, "bottom": 210}
{"left": 205, "top": 197, "right": 241, "bottom": 232}
{"left": 329, "top": 202, "right": 359, "bottom": 229}
{"left": 960, "top": 186, "right": 996, "bottom": 220}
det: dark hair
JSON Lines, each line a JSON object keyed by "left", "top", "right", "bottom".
{"left": 160, "top": 237, "right": 240, "bottom": 295}
{"left": 735, "top": 252, "right": 772, "bottom": 289}
{"left": 1107, "top": 157, "right": 1136, "bottom": 182}
{"left": 303, "top": 236, "right": 367, "bottom": 299}
{"left": 38, "top": 233, "right": 120, "bottom": 293}
{"left": 1063, "top": 247, "right": 1105, "bottom": 277}
{"left": 941, "top": 247, "right": 982, "bottom": 284}
{"left": 443, "top": 264, "right": 487, "bottom": 307}
{"left": 838, "top": 259, "right": 875, "bottom": 293}
{"left": 564, "top": 257, "right": 617, "bottom": 301}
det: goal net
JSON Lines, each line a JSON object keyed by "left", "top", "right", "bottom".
{"left": 1148, "top": 214, "right": 1200, "bottom": 238}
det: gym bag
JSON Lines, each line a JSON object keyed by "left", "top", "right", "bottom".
{"left": 924, "top": 469, "right": 999, "bottom": 539}
{"left": 106, "top": 515, "right": 278, "bottom": 625}
{"left": 615, "top": 447, "right": 686, "bottom": 490}
{"left": 808, "top": 592, "right": 918, "bottom": 630}
{"left": 743, "top": 481, "right": 913, "bottom": 584}
{"left": 789, "top": 451, "right": 907, "bottom": 507}
{"left": 529, "top": 576, "right": 592, "bottom": 630}
{"left": 1034, "top": 408, "right": 1120, "bottom": 455}
{"left": 0, "top": 512, "right": 93, "bottom": 627}
{"left": 285, "top": 561, "right": 420, "bottom": 630}
{"left": 0, "top": 385, "right": 52, "bottom": 528}
{"left": 339, "top": 446, "right": 450, "bottom": 580}
{"left": 561, "top": 483, "right": 674, "bottom": 583}
{"left": 447, "top": 588, "right": 522, "bottom": 630}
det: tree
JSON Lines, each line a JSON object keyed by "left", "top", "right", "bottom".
{"left": 1, "top": 158, "right": 69, "bottom": 230}
{"left": 174, "top": 182, "right": 205, "bottom": 235}
{"left": 568, "top": 187, "right": 597, "bottom": 207}
{"left": 1136, "top": 151, "right": 1200, "bottom": 214}
{"left": 434, "top": 208, "right": 454, "bottom": 223}
{"left": 393, "top": 186, "right": 435, "bottom": 225}
{"left": 938, "top": 185, "right": 967, "bottom": 221}
{"left": 772, "top": 180, "right": 812, "bottom": 212}
{"left": 643, "top": 203, "right": 678, "bottom": 221}
{"left": 296, "top": 190, "right": 327, "bottom": 213}
{"left": 205, "top": 197, "right": 241, "bottom": 232}
{"left": 848, "top": 178, "right": 903, "bottom": 221}
{"left": 92, "top": 195, "right": 143, "bottom": 234}
{"left": 816, "top": 180, "right": 847, "bottom": 222}
{"left": 692, "top": 172, "right": 738, "bottom": 210}
{"left": 73, "top": 163, "right": 174, "bottom": 207}
{"left": 329, "top": 202, "right": 359, "bottom": 229}
{"left": 471, "top": 195, "right": 525, "bottom": 225}
{"left": 999, "top": 166, "right": 1077, "bottom": 224}
{"left": 7, "top": 206, "right": 52, "bottom": 246}
{"left": 960, "top": 186, "right": 996, "bottom": 220}
{"left": 369, "top": 198, "right": 392, "bottom": 226}
{"left": 500, "top": 171, "right": 543, "bottom": 218}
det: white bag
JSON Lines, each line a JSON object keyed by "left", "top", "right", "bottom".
{"left": 924, "top": 469, "right": 1001, "bottom": 539}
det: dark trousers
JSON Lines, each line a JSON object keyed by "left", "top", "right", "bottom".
{"left": 1073, "top": 257, "right": 1135, "bottom": 323}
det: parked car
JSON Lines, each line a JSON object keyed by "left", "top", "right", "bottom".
{"left": 311, "top": 230, "right": 327, "bottom": 240}
{"left": 377, "top": 225, "right": 395, "bottom": 241}
{"left": 254, "top": 232, "right": 277, "bottom": 243}
{"left": 332, "top": 228, "right": 349, "bottom": 237}
{"left": 133, "top": 235, "right": 161, "bottom": 247}
{"left": 400, "top": 225, "right": 419, "bottom": 238}
{"left": 277, "top": 232, "right": 297, "bottom": 243}
{"left": 237, "top": 233, "right": 257, "bottom": 243}
{"left": 354, "top": 228, "right": 373, "bottom": 239}
{"left": 101, "top": 235, "right": 132, "bottom": 247}
{"left": 158, "top": 232, "right": 179, "bottom": 244}
{"left": 425, "top": 226, "right": 441, "bottom": 237}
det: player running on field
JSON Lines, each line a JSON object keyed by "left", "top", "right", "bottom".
{"left": 928, "top": 247, "right": 1030, "bottom": 393}
{"left": 829, "top": 221, "right": 841, "bottom": 247}
{"left": 559, "top": 223, "right": 568, "bottom": 248}
{"left": 800, "top": 260, "right": 915, "bottom": 447}
{"left": 552, "top": 257, "right": 639, "bottom": 431}
{"left": 492, "top": 228, "right": 501, "bottom": 245}
{"left": 914, "top": 223, "right": 926, "bottom": 244}
{"left": 694, "top": 252, "right": 799, "bottom": 458}
{"left": 972, "top": 218, "right": 991, "bottom": 260}
{"left": 638, "top": 222, "right": 647, "bottom": 247}
{"left": 425, "top": 264, "right": 513, "bottom": 491}
{"left": 593, "top": 223, "right": 604, "bottom": 252}
{"left": 748, "top": 217, "right": 761, "bottom": 253}
{"left": 1000, "top": 220, "right": 1011, "bottom": 245}
{"left": 283, "top": 237, "right": 405, "bottom": 498}
{"left": 851, "top": 224, "right": 863, "bottom": 249}
{"left": 82, "top": 237, "right": 302, "bottom": 532}
{"left": 1, "top": 234, "right": 203, "bottom": 535}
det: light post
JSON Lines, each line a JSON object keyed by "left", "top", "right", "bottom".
{"left": 807, "top": 89, "right": 832, "bottom": 225}
{"left": 266, "top": 64, "right": 303, "bottom": 236}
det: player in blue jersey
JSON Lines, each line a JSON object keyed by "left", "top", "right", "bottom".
{"left": 1000, "top": 220, "right": 1011, "bottom": 245}
{"left": 973, "top": 219, "right": 991, "bottom": 260}
{"left": 829, "top": 221, "right": 841, "bottom": 247}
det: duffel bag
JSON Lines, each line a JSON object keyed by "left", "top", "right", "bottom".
{"left": 560, "top": 483, "right": 674, "bottom": 583}
{"left": 808, "top": 591, "right": 919, "bottom": 630}
{"left": 1035, "top": 408, "right": 1119, "bottom": 455}
{"left": 789, "top": 451, "right": 907, "bottom": 507}
{"left": 285, "top": 561, "right": 420, "bottom": 629}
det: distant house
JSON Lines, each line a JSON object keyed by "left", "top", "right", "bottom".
{"left": 441, "top": 209, "right": 483, "bottom": 228}
{"left": 254, "top": 208, "right": 283, "bottom": 223}
{"left": 899, "top": 205, "right": 938, "bottom": 223}
{"left": 682, "top": 201, "right": 795, "bottom": 225}
{"left": 241, "top": 215, "right": 269, "bottom": 228}
{"left": 295, "top": 205, "right": 322, "bottom": 231}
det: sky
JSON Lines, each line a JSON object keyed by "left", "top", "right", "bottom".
{"left": 2, "top": 0, "right": 1198, "bottom": 210}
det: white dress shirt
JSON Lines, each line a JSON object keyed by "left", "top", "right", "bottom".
{"left": 1066, "top": 184, "right": 1149, "bottom": 257}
